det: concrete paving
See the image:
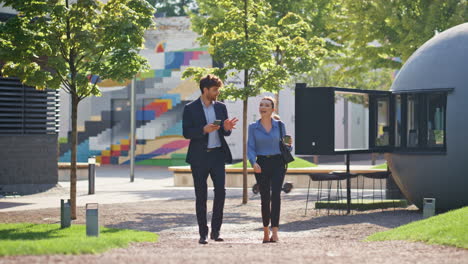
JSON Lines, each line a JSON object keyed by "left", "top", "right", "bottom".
{"left": 1, "top": 166, "right": 195, "bottom": 212}
{"left": 0, "top": 160, "right": 386, "bottom": 212}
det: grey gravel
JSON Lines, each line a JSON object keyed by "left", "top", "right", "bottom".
{"left": 0, "top": 195, "right": 467, "bottom": 264}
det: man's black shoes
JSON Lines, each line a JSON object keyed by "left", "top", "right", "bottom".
{"left": 210, "top": 231, "right": 224, "bottom": 242}
{"left": 198, "top": 232, "right": 224, "bottom": 244}
{"left": 199, "top": 235, "right": 208, "bottom": 244}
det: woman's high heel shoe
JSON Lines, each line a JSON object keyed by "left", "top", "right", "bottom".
{"left": 270, "top": 227, "right": 279, "bottom": 242}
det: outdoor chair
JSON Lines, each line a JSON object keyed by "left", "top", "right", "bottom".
{"left": 357, "top": 170, "right": 392, "bottom": 211}
{"left": 304, "top": 171, "right": 357, "bottom": 216}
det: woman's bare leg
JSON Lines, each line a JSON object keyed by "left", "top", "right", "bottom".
{"left": 263, "top": 226, "right": 270, "bottom": 242}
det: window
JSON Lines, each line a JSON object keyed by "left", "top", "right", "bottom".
{"left": 407, "top": 94, "right": 420, "bottom": 147}
{"left": 394, "top": 95, "right": 402, "bottom": 147}
{"left": 334, "top": 92, "right": 369, "bottom": 151}
{"left": 375, "top": 96, "right": 390, "bottom": 147}
{"left": 426, "top": 93, "right": 446, "bottom": 147}
{"left": 294, "top": 84, "right": 449, "bottom": 155}
{"left": 394, "top": 91, "right": 448, "bottom": 151}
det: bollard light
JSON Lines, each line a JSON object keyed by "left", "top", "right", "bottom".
{"left": 86, "top": 203, "right": 99, "bottom": 237}
{"left": 423, "top": 198, "right": 436, "bottom": 218}
{"left": 88, "top": 156, "right": 96, "bottom": 195}
{"left": 60, "top": 199, "right": 71, "bottom": 228}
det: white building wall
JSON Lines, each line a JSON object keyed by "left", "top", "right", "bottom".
{"left": 349, "top": 101, "right": 369, "bottom": 149}
{"left": 334, "top": 97, "right": 345, "bottom": 149}
{"left": 58, "top": 89, "right": 70, "bottom": 139}
{"left": 224, "top": 75, "right": 296, "bottom": 160}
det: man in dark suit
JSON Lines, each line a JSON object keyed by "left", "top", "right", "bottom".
{"left": 182, "top": 74, "right": 238, "bottom": 244}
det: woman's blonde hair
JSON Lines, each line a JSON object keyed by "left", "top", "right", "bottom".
{"left": 261, "top": 96, "right": 276, "bottom": 109}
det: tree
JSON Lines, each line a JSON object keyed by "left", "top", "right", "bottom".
{"left": 0, "top": 0, "right": 155, "bottom": 219}
{"left": 338, "top": 0, "right": 468, "bottom": 70}
{"left": 183, "top": 0, "right": 325, "bottom": 203}
{"left": 146, "top": 0, "right": 197, "bottom": 16}
{"left": 266, "top": 0, "right": 343, "bottom": 110}
{"left": 300, "top": 59, "right": 394, "bottom": 91}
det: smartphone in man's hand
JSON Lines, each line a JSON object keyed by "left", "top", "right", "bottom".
{"left": 213, "top": 120, "right": 221, "bottom": 126}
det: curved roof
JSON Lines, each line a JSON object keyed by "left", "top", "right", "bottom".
{"left": 391, "top": 23, "right": 468, "bottom": 92}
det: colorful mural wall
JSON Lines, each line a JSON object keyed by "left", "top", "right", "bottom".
{"left": 58, "top": 17, "right": 210, "bottom": 165}
{"left": 58, "top": 17, "right": 298, "bottom": 166}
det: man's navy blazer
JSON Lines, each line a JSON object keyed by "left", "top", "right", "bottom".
{"left": 182, "top": 98, "right": 233, "bottom": 165}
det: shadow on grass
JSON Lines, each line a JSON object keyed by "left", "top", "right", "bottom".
{"left": 101, "top": 228, "right": 123, "bottom": 234}
{"left": 0, "top": 225, "right": 60, "bottom": 240}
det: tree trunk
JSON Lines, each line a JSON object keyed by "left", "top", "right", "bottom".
{"left": 242, "top": 0, "right": 249, "bottom": 204}
{"left": 274, "top": 46, "right": 282, "bottom": 115}
{"left": 275, "top": 92, "right": 279, "bottom": 114}
{"left": 242, "top": 98, "right": 248, "bottom": 204}
{"left": 70, "top": 94, "right": 79, "bottom": 219}
{"left": 65, "top": 0, "right": 78, "bottom": 220}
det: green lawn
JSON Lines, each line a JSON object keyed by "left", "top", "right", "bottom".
{"left": 372, "top": 163, "right": 387, "bottom": 169}
{"left": 366, "top": 206, "right": 468, "bottom": 249}
{"left": 228, "top": 156, "right": 317, "bottom": 168}
{"left": 0, "top": 223, "right": 158, "bottom": 256}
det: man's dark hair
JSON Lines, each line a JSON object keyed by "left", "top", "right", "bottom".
{"left": 200, "top": 74, "right": 223, "bottom": 94}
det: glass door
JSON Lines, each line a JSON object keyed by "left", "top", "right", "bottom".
{"left": 374, "top": 96, "right": 391, "bottom": 147}
{"left": 334, "top": 91, "right": 370, "bottom": 151}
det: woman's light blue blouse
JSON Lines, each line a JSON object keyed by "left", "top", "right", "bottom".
{"left": 247, "top": 119, "right": 291, "bottom": 166}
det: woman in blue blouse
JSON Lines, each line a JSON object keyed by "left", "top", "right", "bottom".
{"left": 248, "top": 96, "right": 293, "bottom": 243}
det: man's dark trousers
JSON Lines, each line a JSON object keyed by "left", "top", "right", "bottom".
{"left": 182, "top": 98, "right": 233, "bottom": 239}
{"left": 191, "top": 148, "right": 226, "bottom": 238}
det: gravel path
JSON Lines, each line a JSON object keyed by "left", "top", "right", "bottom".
{"left": 1, "top": 195, "right": 467, "bottom": 264}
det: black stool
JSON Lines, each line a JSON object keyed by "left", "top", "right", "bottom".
{"left": 359, "top": 170, "right": 391, "bottom": 210}
{"left": 305, "top": 171, "right": 356, "bottom": 215}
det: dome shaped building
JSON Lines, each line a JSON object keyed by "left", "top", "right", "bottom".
{"left": 387, "top": 23, "right": 468, "bottom": 211}
{"left": 294, "top": 23, "right": 468, "bottom": 212}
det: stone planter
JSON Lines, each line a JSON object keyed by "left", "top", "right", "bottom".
{"left": 58, "top": 162, "right": 100, "bottom": 182}
{"left": 169, "top": 166, "right": 387, "bottom": 189}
